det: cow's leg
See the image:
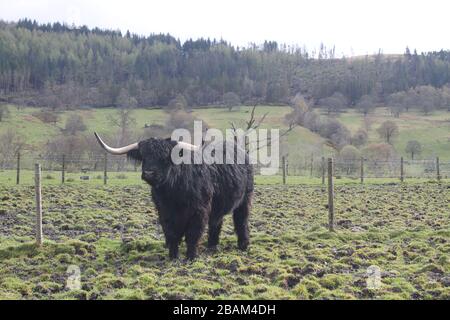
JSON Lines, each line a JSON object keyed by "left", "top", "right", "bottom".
{"left": 233, "top": 194, "right": 251, "bottom": 251}
{"left": 165, "top": 229, "right": 183, "bottom": 260}
{"left": 160, "top": 215, "right": 184, "bottom": 260}
{"left": 185, "top": 213, "right": 207, "bottom": 260}
{"left": 168, "top": 239, "right": 181, "bottom": 259}
{"left": 207, "top": 215, "right": 224, "bottom": 251}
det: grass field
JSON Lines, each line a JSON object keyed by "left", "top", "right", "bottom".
{"left": 1, "top": 104, "right": 449, "bottom": 300}
{"left": 1, "top": 169, "right": 448, "bottom": 187}
{"left": 0, "top": 182, "right": 449, "bottom": 299}
{"left": 1, "top": 105, "right": 449, "bottom": 162}
{"left": 337, "top": 108, "right": 450, "bottom": 160}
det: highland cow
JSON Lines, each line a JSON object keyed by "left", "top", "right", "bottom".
{"left": 94, "top": 133, "right": 253, "bottom": 260}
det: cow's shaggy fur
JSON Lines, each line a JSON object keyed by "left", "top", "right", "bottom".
{"left": 127, "top": 138, "right": 253, "bottom": 260}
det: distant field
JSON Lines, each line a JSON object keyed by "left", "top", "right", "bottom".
{"left": 335, "top": 108, "right": 450, "bottom": 160}
{"left": 1, "top": 105, "right": 449, "bottom": 163}
{"left": 0, "top": 169, "right": 448, "bottom": 187}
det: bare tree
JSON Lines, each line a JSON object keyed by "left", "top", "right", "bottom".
{"left": 286, "top": 93, "right": 309, "bottom": 125}
{"left": 168, "top": 110, "right": 205, "bottom": 133}
{"left": 107, "top": 106, "right": 137, "bottom": 145}
{"left": 223, "top": 92, "right": 241, "bottom": 111}
{"left": 40, "top": 83, "right": 63, "bottom": 111}
{"left": 377, "top": 121, "right": 399, "bottom": 144}
{"left": 167, "top": 94, "right": 188, "bottom": 112}
{"left": 44, "top": 135, "right": 87, "bottom": 169}
{"left": 83, "top": 134, "right": 108, "bottom": 170}
{"left": 338, "top": 145, "right": 361, "bottom": 174}
{"left": 387, "top": 92, "right": 405, "bottom": 117}
{"left": 0, "top": 129, "right": 25, "bottom": 168}
{"left": 363, "top": 143, "right": 397, "bottom": 162}
{"left": 106, "top": 104, "right": 139, "bottom": 170}
{"left": 0, "top": 104, "right": 10, "bottom": 122}
{"left": 441, "top": 86, "right": 450, "bottom": 111}
{"left": 405, "top": 140, "right": 422, "bottom": 160}
{"left": 230, "top": 104, "right": 268, "bottom": 134}
{"left": 404, "top": 89, "right": 418, "bottom": 112}
{"left": 319, "top": 92, "right": 347, "bottom": 115}
{"left": 65, "top": 114, "right": 87, "bottom": 135}
{"left": 417, "top": 85, "right": 438, "bottom": 115}
{"left": 356, "top": 95, "right": 375, "bottom": 116}
{"left": 319, "top": 119, "right": 351, "bottom": 151}
{"left": 116, "top": 89, "right": 138, "bottom": 109}
{"left": 363, "top": 116, "right": 374, "bottom": 132}
{"left": 362, "top": 143, "right": 398, "bottom": 174}
{"left": 351, "top": 128, "right": 368, "bottom": 147}
{"left": 230, "top": 105, "right": 296, "bottom": 151}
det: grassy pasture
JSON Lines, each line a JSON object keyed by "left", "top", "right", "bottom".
{"left": 0, "top": 183, "right": 449, "bottom": 299}
{"left": 336, "top": 108, "right": 450, "bottom": 160}
{"left": 1, "top": 105, "right": 449, "bottom": 162}
{"left": 1, "top": 169, "right": 448, "bottom": 187}
{"left": 0, "top": 105, "right": 449, "bottom": 300}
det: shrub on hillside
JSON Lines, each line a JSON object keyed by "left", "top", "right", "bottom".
{"left": 351, "top": 128, "right": 368, "bottom": 147}
{"left": 337, "top": 145, "right": 361, "bottom": 175}
{"left": 33, "top": 110, "right": 60, "bottom": 125}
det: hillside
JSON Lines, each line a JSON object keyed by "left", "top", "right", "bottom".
{"left": 337, "top": 108, "right": 450, "bottom": 160}
{"left": 1, "top": 19, "right": 450, "bottom": 110}
{"left": 1, "top": 105, "right": 449, "bottom": 163}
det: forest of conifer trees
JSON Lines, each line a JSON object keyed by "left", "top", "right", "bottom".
{"left": 1, "top": 18, "right": 450, "bottom": 111}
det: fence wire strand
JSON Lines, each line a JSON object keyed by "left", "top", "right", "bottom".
{"left": 1, "top": 155, "right": 449, "bottom": 183}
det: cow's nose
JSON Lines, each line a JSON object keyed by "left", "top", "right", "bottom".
{"left": 142, "top": 170, "right": 154, "bottom": 180}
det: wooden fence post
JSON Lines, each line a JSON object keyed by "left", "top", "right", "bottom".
{"left": 321, "top": 157, "right": 325, "bottom": 185}
{"left": 436, "top": 157, "right": 440, "bottom": 182}
{"left": 282, "top": 156, "right": 286, "bottom": 185}
{"left": 400, "top": 157, "right": 404, "bottom": 182}
{"left": 360, "top": 157, "right": 364, "bottom": 184}
{"left": 16, "top": 152, "right": 20, "bottom": 185}
{"left": 104, "top": 153, "right": 108, "bottom": 185}
{"left": 327, "top": 158, "right": 335, "bottom": 232}
{"left": 34, "top": 163, "right": 43, "bottom": 246}
{"left": 310, "top": 153, "right": 314, "bottom": 177}
{"left": 61, "top": 155, "right": 65, "bottom": 184}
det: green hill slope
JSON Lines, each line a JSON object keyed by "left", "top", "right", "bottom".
{"left": 1, "top": 105, "right": 449, "bottom": 162}
{"left": 336, "top": 108, "right": 450, "bottom": 160}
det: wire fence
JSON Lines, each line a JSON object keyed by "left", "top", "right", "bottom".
{"left": 283, "top": 157, "right": 450, "bottom": 180}
{"left": 0, "top": 154, "right": 449, "bottom": 185}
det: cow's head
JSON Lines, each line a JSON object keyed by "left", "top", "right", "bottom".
{"left": 94, "top": 133, "right": 198, "bottom": 185}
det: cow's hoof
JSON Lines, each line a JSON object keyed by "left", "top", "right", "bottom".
{"left": 169, "top": 251, "right": 179, "bottom": 260}
{"left": 186, "top": 254, "right": 197, "bottom": 261}
{"left": 186, "top": 249, "right": 198, "bottom": 260}
{"left": 238, "top": 240, "right": 249, "bottom": 251}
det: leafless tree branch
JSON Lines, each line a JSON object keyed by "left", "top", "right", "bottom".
{"left": 229, "top": 105, "right": 298, "bottom": 151}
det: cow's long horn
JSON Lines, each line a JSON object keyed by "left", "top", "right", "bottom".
{"left": 94, "top": 132, "right": 139, "bottom": 155}
{"left": 176, "top": 141, "right": 200, "bottom": 151}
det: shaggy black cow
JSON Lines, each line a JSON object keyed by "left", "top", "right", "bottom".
{"left": 94, "top": 133, "right": 253, "bottom": 260}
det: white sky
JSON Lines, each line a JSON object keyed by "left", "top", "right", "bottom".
{"left": 0, "top": 0, "right": 449, "bottom": 56}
